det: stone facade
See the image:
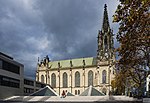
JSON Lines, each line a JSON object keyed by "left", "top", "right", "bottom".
{"left": 36, "top": 4, "right": 116, "bottom": 95}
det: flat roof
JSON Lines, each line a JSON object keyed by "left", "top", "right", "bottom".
{"left": 0, "top": 52, "right": 13, "bottom": 60}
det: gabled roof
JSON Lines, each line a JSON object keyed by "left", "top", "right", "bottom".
{"left": 30, "top": 86, "right": 59, "bottom": 96}
{"left": 80, "top": 85, "right": 105, "bottom": 96}
{"left": 49, "top": 57, "right": 97, "bottom": 69}
{"left": 66, "top": 92, "right": 74, "bottom": 96}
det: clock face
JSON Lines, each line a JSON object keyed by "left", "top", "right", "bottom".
{"left": 104, "top": 52, "right": 108, "bottom": 58}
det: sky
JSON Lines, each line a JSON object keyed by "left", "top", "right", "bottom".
{"left": 0, "top": 0, "right": 120, "bottom": 80}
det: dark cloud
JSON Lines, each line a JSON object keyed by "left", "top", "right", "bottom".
{"left": 0, "top": 0, "right": 119, "bottom": 79}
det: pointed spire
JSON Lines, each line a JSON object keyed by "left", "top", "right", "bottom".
{"left": 102, "top": 4, "right": 110, "bottom": 32}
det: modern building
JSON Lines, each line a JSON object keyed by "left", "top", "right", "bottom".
{"left": 0, "top": 52, "right": 24, "bottom": 99}
{"left": 36, "top": 4, "right": 116, "bottom": 95}
{"left": 0, "top": 52, "right": 48, "bottom": 99}
{"left": 24, "top": 78, "right": 48, "bottom": 96}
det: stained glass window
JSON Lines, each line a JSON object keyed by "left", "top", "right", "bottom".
{"left": 75, "top": 71, "right": 80, "bottom": 87}
{"left": 51, "top": 73, "right": 56, "bottom": 88}
{"left": 63, "top": 72, "right": 68, "bottom": 88}
{"left": 41, "top": 75, "right": 44, "bottom": 83}
{"left": 102, "top": 70, "right": 106, "bottom": 83}
{"left": 88, "top": 70, "right": 93, "bottom": 86}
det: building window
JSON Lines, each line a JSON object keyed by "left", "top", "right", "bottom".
{"left": 0, "top": 75, "right": 20, "bottom": 88}
{"left": 0, "top": 59, "right": 2, "bottom": 69}
{"left": 24, "top": 79, "right": 34, "bottom": 86}
{"left": 104, "top": 36, "right": 108, "bottom": 49}
{"left": 102, "top": 70, "right": 106, "bottom": 84}
{"left": 51, "top": 73, "right": 56, "bottom": 88}
{"left": 75, "top": 71, "right": 80, "bottom": 87}
{"left": 78, "top": 90, "right": 80, "bottom": 95}
{"left": 75, "top": 90, "right": 77, "bottom": 95}
{"left": 88, "top": 70, "right": 93, "bottom": 86}
{"left": 2, "top": 60, "right": 20, "bottom": 74}
{"left": 24, "top": 87, "right": 34, "bottom": 94}
{"left": 41, "top": 75, "right": 44, "bottom": 83}
{"left": 63, "top": 72, "right": 68, "bottom": 88}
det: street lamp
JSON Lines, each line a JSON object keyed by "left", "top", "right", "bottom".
{"left": 108, "top": 59, "right": 114, "bottom": 96}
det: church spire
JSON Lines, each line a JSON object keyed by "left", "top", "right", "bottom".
{"left": 102, "top": 4, "right": 110, "bottom": 32}
{"left": 97, "top": 4, "right": 115, "bottom": 63}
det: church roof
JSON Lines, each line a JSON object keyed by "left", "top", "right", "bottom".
{"left": 30, "top": 86, "right": 59, "bottom": 96}
{"left": 48, "top": 57, "right": 97, "bottom": 69}
{"left": 80, "top": 86, "right": 105, "bottom": 96}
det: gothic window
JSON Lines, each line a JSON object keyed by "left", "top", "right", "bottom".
{"left": 75, "top": 71, "right": 80, "bottom": 87}
{"left": 51, "top": 73, "right": 56, "bottom": 88}
{"left": 88, "top": 70, "right": 93, "bottom": 86}
{"left": 41, "top": 75, "right": 44, "bottom": 83}
{"left": 102, "top": 70, "right": 106, "bottom": 84}
{"left": 104, "top": 36, "right": 108, "bottom": 49}
{"left": 63, "top": 72, "right": 68, "bottom": 88}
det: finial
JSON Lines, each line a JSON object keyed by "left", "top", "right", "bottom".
{"left": 104, "top": 4, "right": 107, "bottom": 10}
{"left": 38, "top": 57, "right": 39, "bottom": 62}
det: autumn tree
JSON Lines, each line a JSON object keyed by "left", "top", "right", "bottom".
{"left": 111, "top": 69, "right": 126, "bottom": 95}
{"left": 113, "top": 0, "right": 150, "bottom": 97}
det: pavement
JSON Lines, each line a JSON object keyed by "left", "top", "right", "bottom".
{"left": 1, "top": 95, "right": 143, "bottom": 103}
{"left": 143, "top": 98, "right": 150, "bottom": 103}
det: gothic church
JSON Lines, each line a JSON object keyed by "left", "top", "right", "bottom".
{"left": 36, "top": 4, "right": 115, "bottom": 95}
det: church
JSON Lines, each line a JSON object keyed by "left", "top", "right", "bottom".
{"left": 36, "top": 4, "right": 116, "bottom": 95}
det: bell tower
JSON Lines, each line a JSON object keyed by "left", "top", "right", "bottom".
{"left": 97, "top": 4, "right": 115, "bottom": 64}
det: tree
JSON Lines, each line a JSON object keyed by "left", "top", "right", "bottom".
{"left": 111, "top": 70, "right": 126, "bottom": 95}
{"left": 113, "top": 0, "right": 150, "bottom": 97}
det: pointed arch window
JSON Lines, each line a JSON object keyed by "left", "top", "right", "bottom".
{"left": 41, "top": 75, "right": 44, "bottom": 83}
{"left": 51, "top": 73, "right": 56, "bottom": 88}
{"left": 102, "top": 70, "right": 107, "bottom": 84}
{"left": 75, "top": 71, "right": 80, "bottom": 87}
{"left": 63, "top": 72, "right": 68, "bottom": 88}
{"left": 88, "top": 70, "right": 93, "bottom": 86}
{"left": 104, "top": 36, "right": 108, "bottom": 49}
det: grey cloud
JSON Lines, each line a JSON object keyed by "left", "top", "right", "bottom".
{"left": 0, "top": 0, "right": 120, "bottom": 79}
{"left": 34, "top": 0, "right": 101, "bottom": 60}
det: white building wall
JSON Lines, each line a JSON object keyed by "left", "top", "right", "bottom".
{"left": 37, "top": 63, "right": 115, "bottom": 96}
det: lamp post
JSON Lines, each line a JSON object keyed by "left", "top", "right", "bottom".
{"left": 70, "top": 60, "right": 73, "bottom": 93}
{"left": 97, "top": 65, "right": 100, "bottom": 87}
{"left": 108, "top": 59, "right": 113, "bottom": 96}
{"left": 83, "top": 59, "right": 85, "bottom": 90}
{"left": 108, "top": 64, "right": 111, "bottom": 96}
{"left": 58, "top": 62, "right": 61, "bottom": 95}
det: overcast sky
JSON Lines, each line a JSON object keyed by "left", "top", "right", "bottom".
{"left": 0, "top": 0, "right": 120, "bottom": 79}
